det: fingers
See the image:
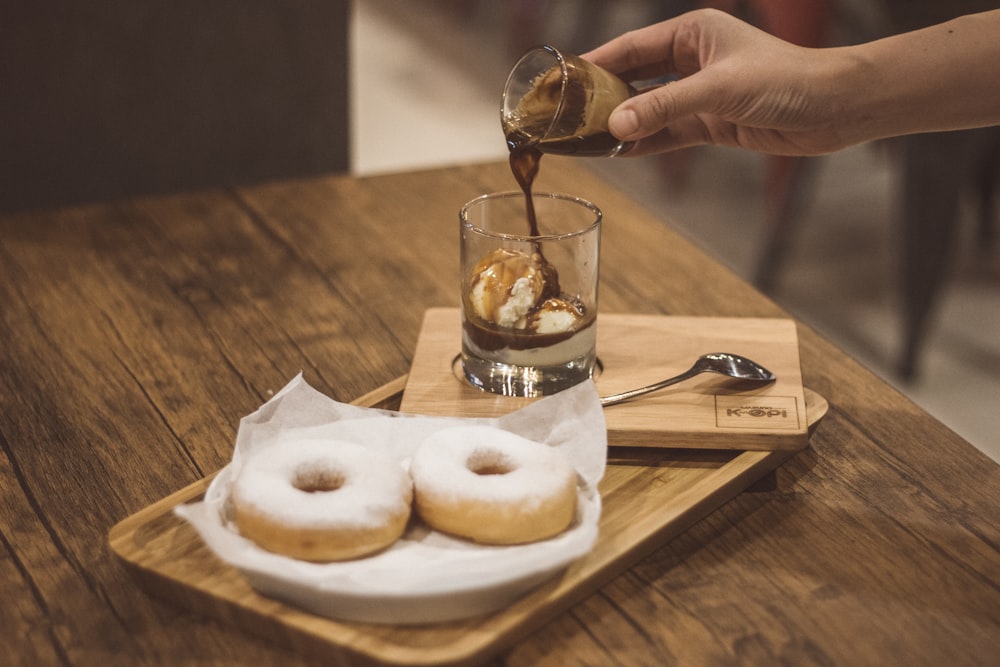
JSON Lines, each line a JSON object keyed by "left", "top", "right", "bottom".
{"left": 582, "top": 20, "right": 684, "bottom": 82}
{"left": 582, "top": 9, "right": 738, "bottom": 80}
{"left": 583, "top": 9, "right": 742, "bottom": 145}
{"left": 583, "top": 8, "right": 833, "bottom": 156}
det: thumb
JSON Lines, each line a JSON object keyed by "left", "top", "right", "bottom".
{"left": 608, "top": 78, "right": 715, "bottom": 142}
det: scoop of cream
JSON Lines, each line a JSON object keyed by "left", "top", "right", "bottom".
{"left": 530, "top": 297, "right": 583, "bottom": 334}
{"left": 468, "top": 249, "right": 548, "bottom": 328}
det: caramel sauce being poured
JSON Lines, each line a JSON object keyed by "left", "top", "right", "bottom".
{"left": 461, "top": 59, "right": 620, "bottom": 353}
{"left": 505, "top": 60, "right": 631, "bottom": 236}
{"left": 506, "top": 132, "right": 559, "bottom": 295}
{"left": 507, "top": 139, "right": 543, "bottom": 237}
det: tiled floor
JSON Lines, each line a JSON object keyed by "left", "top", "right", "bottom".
{"left": 351, "top": 1, "right": 999, "bottom": 462}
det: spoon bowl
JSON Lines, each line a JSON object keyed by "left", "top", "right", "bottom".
{"left": 600, "top": 352, "right": 776, "bottom": 407}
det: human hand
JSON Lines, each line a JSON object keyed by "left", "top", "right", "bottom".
{"left": 582, "top": 9, "right": 860, "bottom": 157}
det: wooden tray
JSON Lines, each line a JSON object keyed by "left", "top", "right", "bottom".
{"left": 108, "top": 375, "right": 828, "bottom": 667}
{"left": 402, "top": 308, "right": 808, "bottom": 451}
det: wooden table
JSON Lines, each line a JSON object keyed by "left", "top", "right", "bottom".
{"left": 2, "top": 159, "right": 998, "bottom": 665}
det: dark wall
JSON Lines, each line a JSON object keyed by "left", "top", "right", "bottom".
{"left": 1, "top": 1, "right": 350, "bottom": 214}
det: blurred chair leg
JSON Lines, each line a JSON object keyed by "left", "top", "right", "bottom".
{"left": 747, "top": 0, "right": 832, "bottom": 45}
{"left": 897, "top": 133, "right": 973, "bottom": 381}
{"left": 743, "top": 0, "right": 832, "bottom": 292}
{"left": 753, "top": 155, "right": 820, "bottom": 291}
{"left": 898, "top": 128, "right": 1000, "bottom": 380}
{"left": 976, "top": 134, "right": 1000, "bottom": 252}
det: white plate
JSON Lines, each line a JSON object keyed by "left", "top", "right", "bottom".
{"left": 174, "top": 374, "right": 607, "bottom": 624}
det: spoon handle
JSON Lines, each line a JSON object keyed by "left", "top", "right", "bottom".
{"left": 599, "top": 368, "right": 700, "bottom": 407}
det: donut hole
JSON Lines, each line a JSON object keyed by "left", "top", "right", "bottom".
{"left": 292, "top": 465, "right": 345, "bottom": 494}
{"left": 466, "top": 448, "right": 516, "bottom": 476}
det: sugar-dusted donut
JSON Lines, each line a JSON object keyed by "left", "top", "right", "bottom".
{"left": 230, "top": 439, "right": 412, "bottom": 561}
{"left": 409, "top": 425, "right": 578, "bottom": 544}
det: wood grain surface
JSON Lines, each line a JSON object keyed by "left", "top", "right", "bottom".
{"left": 108, "top": 380, "right": 826, "bottom": 666}
{"left": 402, "top": 308, "right": 808, "bottom": 450}
{"left": 2, "top": 159, "right": 999, "bottom": 666}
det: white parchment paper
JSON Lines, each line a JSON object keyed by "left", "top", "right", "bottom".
{"left": 174, "top": 374, "right": 607, "bottom": 624}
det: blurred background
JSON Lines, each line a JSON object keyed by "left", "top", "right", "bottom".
{"left": 3, "top": 0, "right": 997, "bottom": 461}
{"left": 353, "top": 0, "right": 999, "bottom": 462}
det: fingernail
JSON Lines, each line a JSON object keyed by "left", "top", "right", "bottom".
{"left": 609, "top": 108, "right": 639, "bottom": 139}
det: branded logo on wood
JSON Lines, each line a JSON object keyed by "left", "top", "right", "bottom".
{"left": 715, "top": 395, "right": 800, "bottom": 429}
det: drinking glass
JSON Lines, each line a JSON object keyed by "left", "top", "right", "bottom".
{"left": 502, "top": 45, "right": 635, "bottom": 157}
{"left": 460, "top": 192, "right": 601, "bottom": 396}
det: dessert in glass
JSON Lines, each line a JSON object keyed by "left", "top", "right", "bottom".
{"left": 460, "top": 192, "right": 601, "bottom": 396}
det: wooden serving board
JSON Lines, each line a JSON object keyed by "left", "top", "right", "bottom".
{"left": 108, "top": 376, "right": 828, "bottom": 667}
{"left": 401, "top": 308, "right": 808, "bottom": 451}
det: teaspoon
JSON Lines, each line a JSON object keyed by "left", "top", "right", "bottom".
{"left": 600, "top": 352, "right": 776, "bottom": 407}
